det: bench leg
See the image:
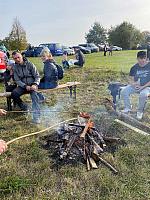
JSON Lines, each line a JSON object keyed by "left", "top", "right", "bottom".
{"left": 73, "top": 86, "right": 77, "bottom": 100}
{"left": 68, "top": 86, "right": 77, "bottom": 99}
{"left": 7, "top": 97, "right": 12, "bottom": 111}
{"left": 69, "top": 86, "right": 73, "bottom": 98}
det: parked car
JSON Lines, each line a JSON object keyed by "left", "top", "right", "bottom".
{"left": 23, "top": 46, "right": 44, "bottom": 57}
{"left": 79, "top": 43, "right": 99, "bottom": 53}
{"left": 39, "top": 43, "right": 63, "bottom": 56}
{"left": 0, "top": 51, "right": 7, "bottom": 79}
{"left": 33, "top": 47, "right": 44, "bottom": 56}
{"left": 72, "top": 46, "right": 91, "bottom": 54}
{"left": 62, "top": 45, "right": 75, "bottom": 55}
{"left": 23, "top": 48, "right": 35, "bottom": 57}
{"left": 112, "top": 46, "right": 122, "bottom": 51}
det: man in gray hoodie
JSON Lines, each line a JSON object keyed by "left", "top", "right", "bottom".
{"left": 11, "top": 51, "right": 41, "bottom": 124}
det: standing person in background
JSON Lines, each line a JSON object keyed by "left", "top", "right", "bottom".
{"left": 0, "top": 109, "right": 7, "bottom": 154}
{"left": 103, "top": 44, "right": 107, "bottom": 56}
{"left": 11, "top": 51, "right": 41, "bottom": 124}
{"left": 108, "top": 45, "right": 113, "bottom": 56}
{"left": 74, "top": 47, "right": 85, "bottom": 67}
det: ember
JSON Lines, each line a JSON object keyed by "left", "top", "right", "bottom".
{"left": 41, "top": 113, "right": 124, "bottom": 173}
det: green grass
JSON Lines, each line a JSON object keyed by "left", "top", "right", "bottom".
{"left": 0, "top": 50, "right": 150, "bottom": 200}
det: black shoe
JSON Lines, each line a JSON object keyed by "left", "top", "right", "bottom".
{"left": 18, "top": 102, "right": 29, "bottom": 111}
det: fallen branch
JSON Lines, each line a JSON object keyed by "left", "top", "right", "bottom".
{"left": 98, "top": 156, "right": 118, "bottom": 174}
{"left": 115, "top": 119, "right": 149, "bottom": 136}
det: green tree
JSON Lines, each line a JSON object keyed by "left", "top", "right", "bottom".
{"left": 141, "top": 31, "right": 150, "bottom": 47}
{"left": 85, "top": 22, "right": 107, "bottom": 45}
{"left": 7, "top": 17, "right": 28, "bottom": 50}
{"left": 108, "top": 22, "right": 143, "bottom": 49}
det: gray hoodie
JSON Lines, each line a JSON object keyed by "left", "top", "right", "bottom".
{"left": 13, "top": 59, "right": 40, "bottom": 88}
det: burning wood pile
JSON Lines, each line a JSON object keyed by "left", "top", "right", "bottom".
{"left": 54, "top": 113, "right": 121, "bottom": 173}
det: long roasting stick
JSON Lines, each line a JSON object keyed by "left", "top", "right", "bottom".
{"left": 6, "top": 118, "right": 77, "bottom": 145}
{"left": 115, "top": 119, "right": 149, "bottom": 136}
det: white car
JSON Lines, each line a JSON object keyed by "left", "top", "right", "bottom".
{"left": 112, "top": 46, "right": 122, "bottom": 51}
{"left": 62, "top": 46, "right": 75, "bottom": 55}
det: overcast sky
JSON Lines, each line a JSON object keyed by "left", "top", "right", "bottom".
{"left": 1, "top": 0, "right": 150, "bottom": 46}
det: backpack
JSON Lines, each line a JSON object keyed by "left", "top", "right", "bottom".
{"left": 54, "top": 63, "right": 64, "bottom": 80}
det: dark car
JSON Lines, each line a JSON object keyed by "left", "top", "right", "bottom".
{"left": 79, "top": 43, "right": 99, "bottom": 53}
{"left": 33, "top": 47, "right": 44, "bottom": 56}
{"left": 23, "top": 47, "right": 44, "bottom": 57}
{"left": 72, "top": 46, "right": 91, "bottom": 54}
{"left": 39, "top": 43, "right": 63, "bottom": 56}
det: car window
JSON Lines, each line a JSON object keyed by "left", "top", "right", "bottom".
{"left": 80, "top": 44, "right": 87, "bottom": 47}
{"left": 55, "top": 43, "right": 62, "bottom": 49}
{"left": 89, "top": 43, "right": 96, "bottom": 47}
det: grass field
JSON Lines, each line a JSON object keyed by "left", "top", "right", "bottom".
{"left": 0, "top": 50, "right": 150, "bottom": 200}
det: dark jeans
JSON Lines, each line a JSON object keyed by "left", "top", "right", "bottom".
{"left": 11, "top": 86, "right": 40, "bottom": 121}
{"left": 104, "top": 51, "right": 107, "bottom": 56}
{"left": 62, "top": 60, "right": 70, "bottom": 69}
{"left": 74, "top": 61, "right": 84, "bottom": 67}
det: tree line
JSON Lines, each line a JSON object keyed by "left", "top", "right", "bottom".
{"left": 85, "top": 21, "right": 150, "bottom": 49}
{"left": 0, "top": 17, "right": 28, "bottom": 51}
{"left": 1, "top": 19, "right": 150, "bottom": 51}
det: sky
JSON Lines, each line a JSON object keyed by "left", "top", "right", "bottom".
{"left": 1, "top": 0, "right": 150, "bottom": 46}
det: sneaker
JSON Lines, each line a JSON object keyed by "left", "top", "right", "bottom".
{"left": 38, "top": 96, "right": 46, "bottom": 103}
{"left": 121, "top": 108, "right": 132, "bottom": 113}
{"left": 136, "top": 112, "right": 143, "bottom": 120}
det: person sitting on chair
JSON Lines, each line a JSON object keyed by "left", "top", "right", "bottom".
{"left": 121, "top": 51, "right": 150, "bottom": 120}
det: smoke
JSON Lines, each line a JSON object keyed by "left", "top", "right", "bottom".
{"left": 39, "top": 95, "right": 75, "bottom": 129}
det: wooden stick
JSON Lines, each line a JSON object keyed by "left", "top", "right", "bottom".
{"left": 98, "top": 156, "right": 118, "bottom": 174}
{"left": 80, "top": 119, "right": 91, "bottom": 138}
{"left": 7, "top": 110, "right": 79, "bottom": 114}
{"left": 6, "top": 118, "right": 77, "bottom": 145}
{"left": 115, "top": 119, "right": 149, "bottom": 136}
{"left": 116, "top": 111, "right": 150, "bottom": 132}
{"left": 89, "top": 157, "right": 98, "bottom": 169}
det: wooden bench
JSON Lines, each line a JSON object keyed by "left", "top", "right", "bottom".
{"left": 0, "top": 81, "right": 81, "bottom": 111}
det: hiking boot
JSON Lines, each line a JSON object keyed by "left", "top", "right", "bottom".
{"left": 136, "top": 112, "right": 143, "bottom": 120}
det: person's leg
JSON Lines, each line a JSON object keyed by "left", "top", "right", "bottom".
{"left": 121, "top": 85, "right": 137, "bottom": 111}
{"left": 138, "top": 87, "right": 150, "bottom": 113}
{"left": 74, "top": 61, "right": 80, "bottom": 66}
{"left": 37, "top": 92, "right": 46, "bottom": 103}
{"left": 11, "top": 86, "right": 28, "bottom": 110}
{"left": 30, "top": 91, "right": 41, "bottom": 123}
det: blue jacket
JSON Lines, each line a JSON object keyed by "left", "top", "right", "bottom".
{"left": 39, "top": 59, "right": 58, "bottom": 89}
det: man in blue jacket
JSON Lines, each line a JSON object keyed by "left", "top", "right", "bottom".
{"left": 12, "top": 51, "right": 41, "bottom": 124}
